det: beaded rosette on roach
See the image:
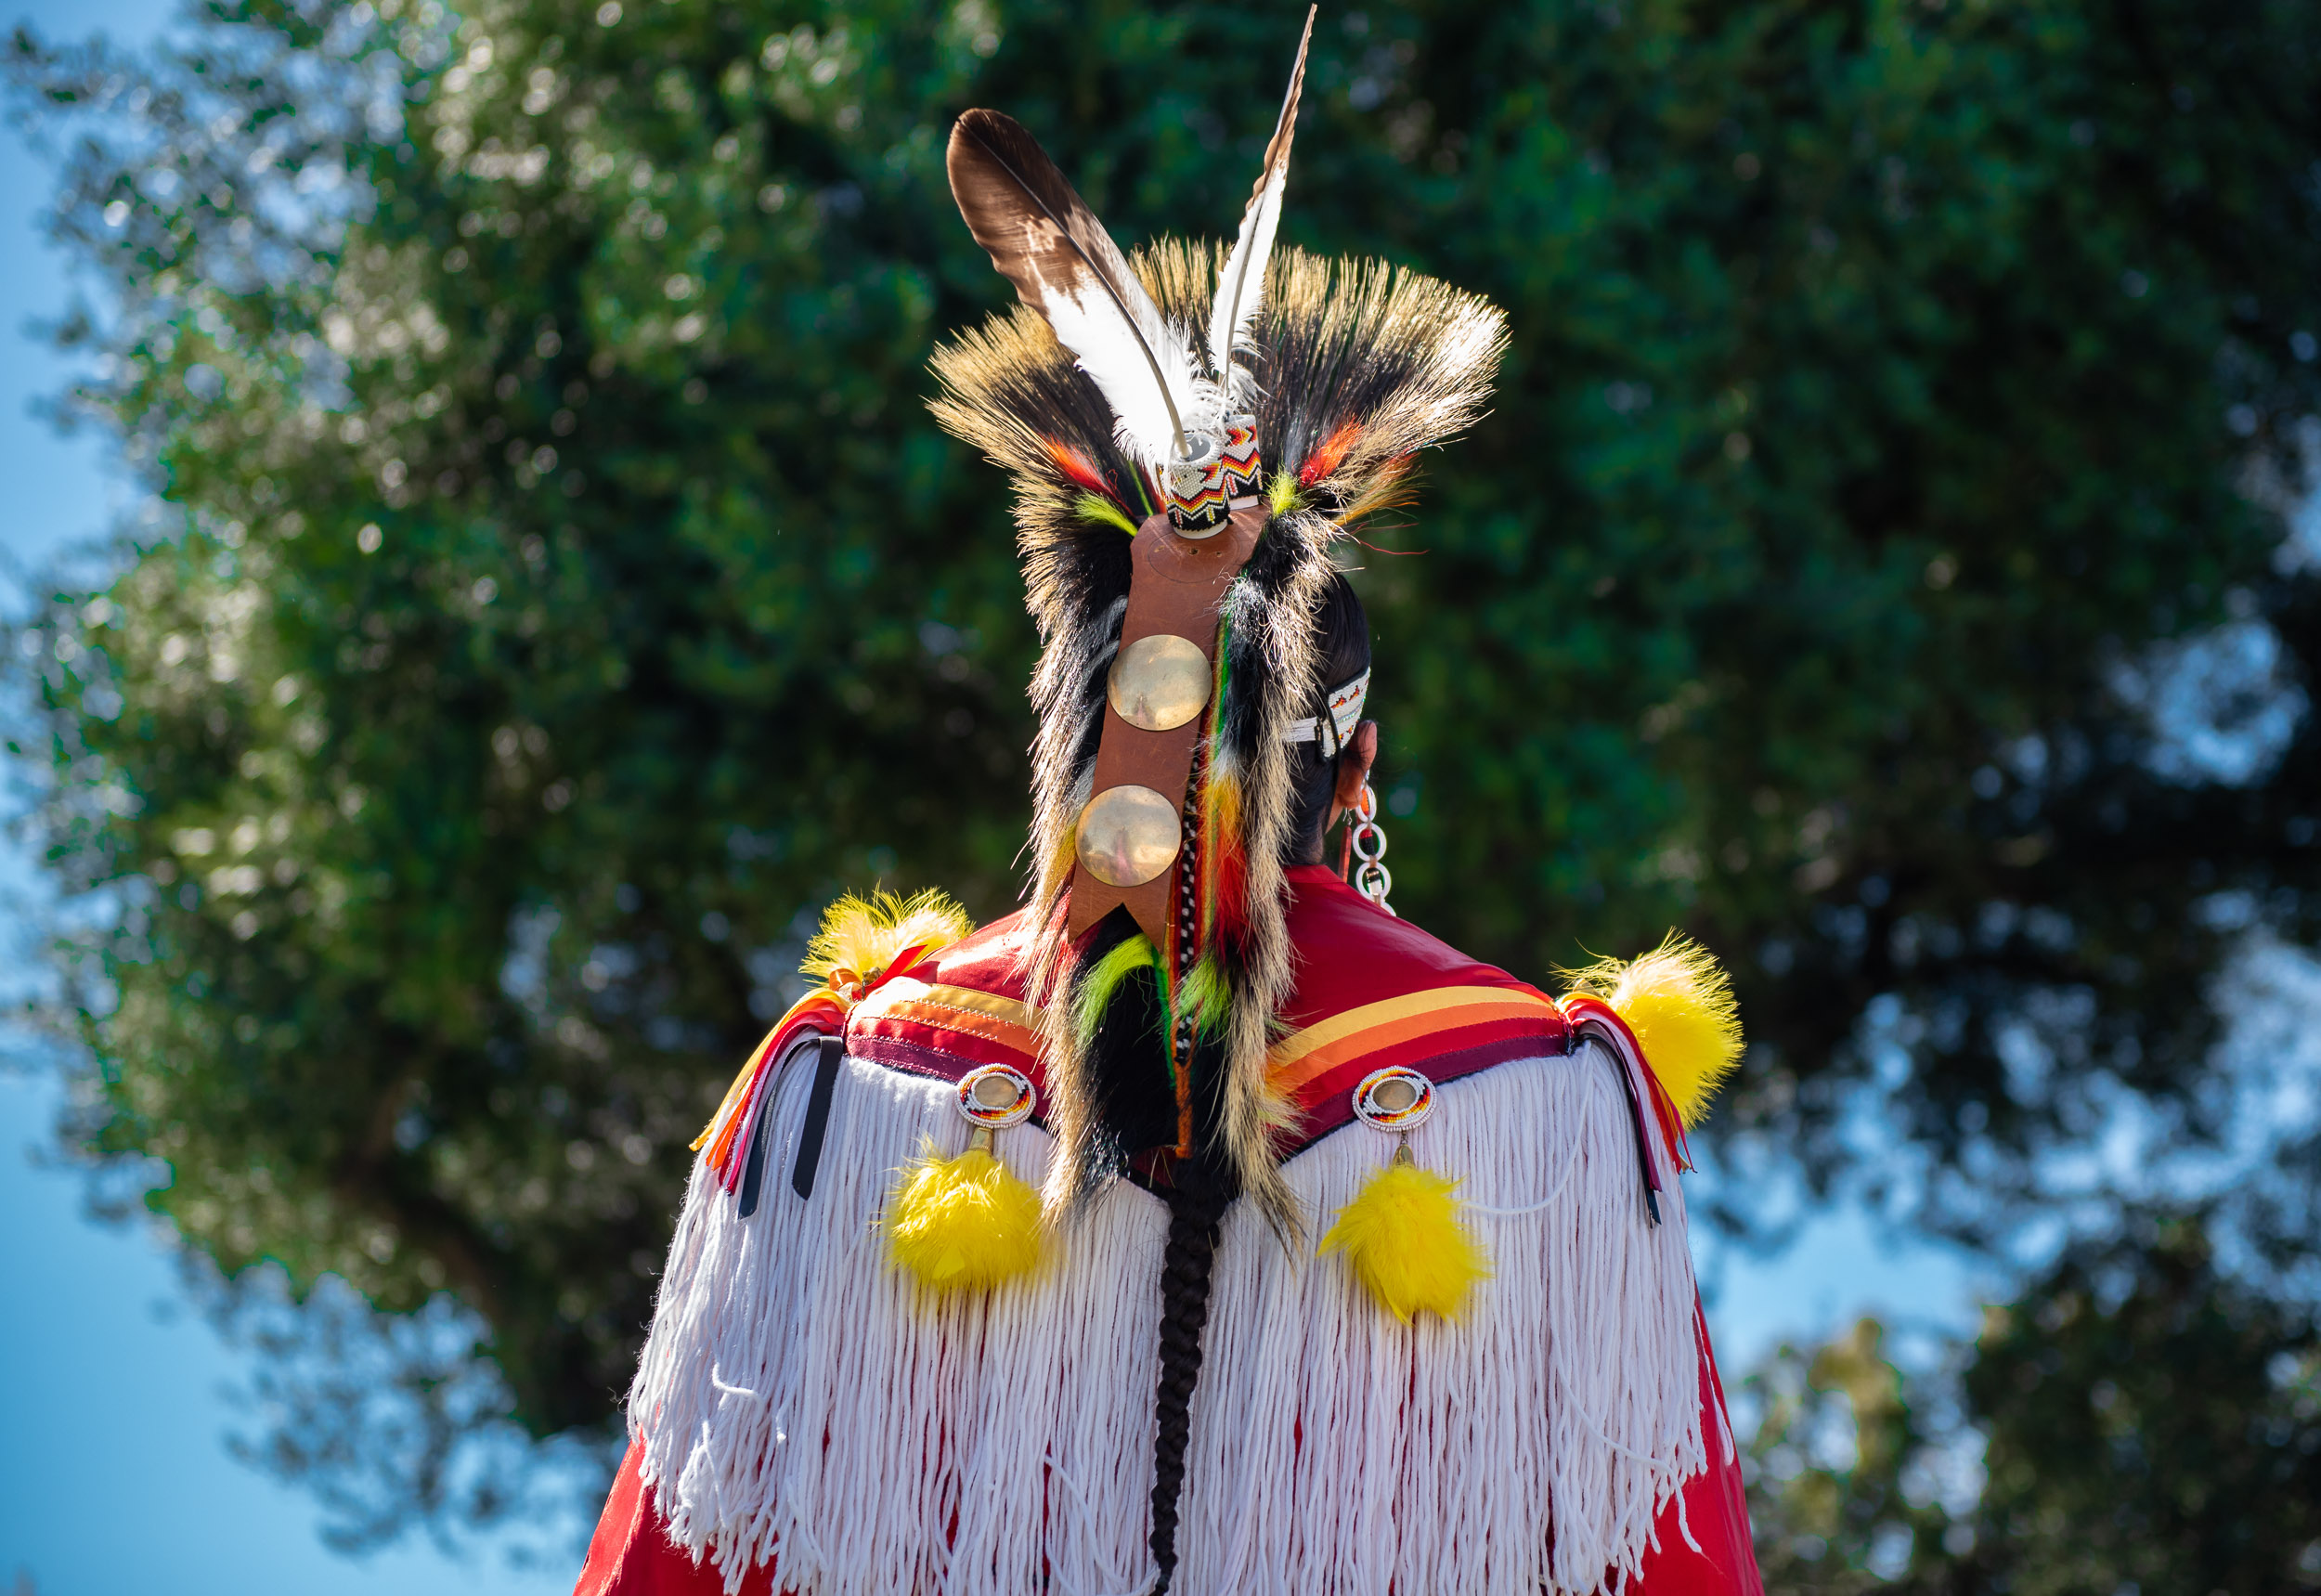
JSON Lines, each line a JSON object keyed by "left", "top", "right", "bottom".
{"left": 928, "top": 14, "right": 1506, "bottom": 1230}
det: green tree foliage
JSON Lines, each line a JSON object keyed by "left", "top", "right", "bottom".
{"left": 6, "top": 0, "right": 2320, "bottom": 1546}
{"left": 1738, "top": 1317, "right": 1952, "bottom": 1593}
{"left": 1744, "top": 1218, "right": 2321, "bottom": 1593}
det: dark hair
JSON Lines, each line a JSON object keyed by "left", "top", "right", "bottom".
{"left": 1284, "top": 571, "right": 1372, "bottom": 864}
{"left": 1146, "top": 1159, "right": 1233, "bottom": 1588}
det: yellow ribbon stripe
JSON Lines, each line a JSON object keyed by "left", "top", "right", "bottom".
{"left": 1264, "top": 985, "right": 1562, "bottom": 1096}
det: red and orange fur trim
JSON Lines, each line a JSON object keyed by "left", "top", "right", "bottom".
{"left": 1298, "top": 419, "right": 1363, "bottom": 487}
{"left": 1042, "top": 436, "right": 1134, "bottom": 517}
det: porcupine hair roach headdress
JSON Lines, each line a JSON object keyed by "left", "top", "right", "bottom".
{"left": 928, "top": 8, "right": 1507, "bottom": 1232}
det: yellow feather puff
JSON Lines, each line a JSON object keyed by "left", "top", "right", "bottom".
{"left": 802, "top": 888, "right": 974, "bottom": 988}
{"left": 1565, "top": 932, "right": 1743, "bottom": 1128}
{"left": 883, "top": 1143, "right": 1044, "bottom": 1291}
{"left": 1318, "top": 1160, "right": 1489, "bottom": 1321}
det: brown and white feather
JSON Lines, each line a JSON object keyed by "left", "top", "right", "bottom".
{"left": 947, "top": 110, "right": 1218, "bottom": 466}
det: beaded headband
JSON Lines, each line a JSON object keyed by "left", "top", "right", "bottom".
{"left": 1281, "top": 668, "right": 1371, "bottom": 758}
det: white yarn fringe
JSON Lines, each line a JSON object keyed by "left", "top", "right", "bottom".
{"left": 1176, "top": 1043, "right": 1705, "bottom": 1596}
{"left": 629, "top": 1042, "right": 1703, "bottom": 1596}
{"left": 629, "top": 1045, "right": 1172, "bottom": 1596}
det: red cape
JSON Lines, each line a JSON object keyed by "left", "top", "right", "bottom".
{"left": 577, "top": 868, "right": 1764, "bottom": 1594}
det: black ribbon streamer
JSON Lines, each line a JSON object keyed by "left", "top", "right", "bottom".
{"left": 1567, "top": 1021, "right": 1662, "bottom": 1226}
{"left": 788, "top": 1034, "right": 847, "bottom": 1201}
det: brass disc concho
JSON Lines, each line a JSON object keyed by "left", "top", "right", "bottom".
{"left": 1074, "top": 784, "right": 1184, "bottom": 889}
{"left": 1068, "top": 459, "right": 1266, "bottom": 942}
{"left": 1108, "top": 634, "right": 1213, "bottom": 732}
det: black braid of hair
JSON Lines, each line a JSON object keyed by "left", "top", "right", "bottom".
{"left": 1135, "top": 576, "right": 1367, "bottom": 1583}
{"left": 1146, "top": 1156, "right": 1237, "bottom": 1590}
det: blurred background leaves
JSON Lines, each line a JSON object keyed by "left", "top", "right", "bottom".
{"left": 4, "top": 0, "right": 2319, "bottom": 1581}
{"left": 1743, "top": 1216, "right": 2321, "bottom": 1591}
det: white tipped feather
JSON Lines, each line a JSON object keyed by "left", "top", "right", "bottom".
{"left": 1208, "top": 7, "right": 1315, "bottom": 409}
{"left": 1042, "top": 291, "right": 1219, "bottom": 469}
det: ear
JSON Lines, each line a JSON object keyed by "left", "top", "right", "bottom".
{"left": 1330, "top": 720, "right": 1381, "bottom": 824}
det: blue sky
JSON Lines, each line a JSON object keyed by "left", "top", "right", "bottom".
{"left": 0, "top": 4, "right": 1985, "bottom": 1590}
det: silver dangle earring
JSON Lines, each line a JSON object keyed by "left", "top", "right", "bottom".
{"left": 1349, "top": 780, "right": 1395, "bottom": 915}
